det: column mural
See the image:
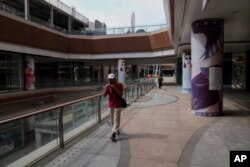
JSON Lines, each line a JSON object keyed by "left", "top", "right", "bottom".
{"left": 25, "top": 56, "right": 35, "bottom": 90}
{"left": 118, "top": 59, "right": 126, "bottom": 84}
{"left": 182, "top": 48, "right": 192, "bottom": 93}
{"left": 191, "top": 19, "right": 224, "bottom": 116}
{"left": 232, "top": 53, "right": 246, "bottom": 89}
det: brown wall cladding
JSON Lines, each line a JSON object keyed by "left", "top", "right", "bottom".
{"left": 67, "top": 38, "right": 92, "bottom": 53}
{"left": 149, "top": 31, "right": 172, "bottom": 50}
{"left": 0, "top": 15, "right": 68, "bottom": 52}
{"left": 68, "top": 36, "right": 153, "bottom": 54}
{"left": 0, "top": 14, "right": 172, "bottom": 55}
{"left": 92, "top": 36, "right": 152, "bottom": 54}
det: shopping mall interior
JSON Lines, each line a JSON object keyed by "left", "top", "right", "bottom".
{"left": 0, "top": 0, "right": 250, "bottom": 166}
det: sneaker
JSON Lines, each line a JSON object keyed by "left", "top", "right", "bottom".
{"left": 110, "top": 133, "right": 116, "bottom": 142}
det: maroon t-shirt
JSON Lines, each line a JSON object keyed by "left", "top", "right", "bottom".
{"left": 104, "top": 82, "right": 124, "bottom": 108}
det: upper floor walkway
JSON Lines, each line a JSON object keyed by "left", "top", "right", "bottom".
{"left": 33, "top": 86, "right": 250, "bottom": 167}
{"left": 0, "top": 1, "right": 166, "bottom": 36}
{"left": 0, "top": 9, "right": 173, "bottom": 60}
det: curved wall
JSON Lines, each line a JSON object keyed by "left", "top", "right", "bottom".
{"left": 0, "top": 13, "right": 173, "bottom": 55}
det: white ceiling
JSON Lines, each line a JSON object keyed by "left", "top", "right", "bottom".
{"left": 174, "top": 0, "right": 250, "bottom": 53}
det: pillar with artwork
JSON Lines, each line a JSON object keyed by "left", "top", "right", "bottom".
{"left": 118, "top": 59, "right": 126, "bottom": 84}
{"left": 191, "top": 19, "right": 224, "bottom": 116}
{"left": 25, "top": 56, "right": 35, "bottom": 90}
{"left": 182, "top": 48, "right": 192, "bottom": 93}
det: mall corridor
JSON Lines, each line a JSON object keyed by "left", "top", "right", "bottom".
{"left": 0, "top": 0, "right": 250, "bottom": 166}
{"left": 31, "top": 86, "right": 250, "bottom": 167}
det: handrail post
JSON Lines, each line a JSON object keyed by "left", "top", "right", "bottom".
{"left": 98, "top": 96, "right": 102, "bottom": 123}
{"left": 128, "top": 88, "right": 130, "bottom": 101}
{"left": 132, "top": 85, "right": 134, "bottom": 100}
{"left": 124, "top": 88, "right": 127, "bottom": 100}
{"left": 140, "top": 84, "right": 143, "bottom": 95}
{"left": 59, "top": 107, "right": 64, "bottom": 148}
{"left": 137, "top": 84, "right": 139, "bottom": 98}
{"left": 141, "top": 83, "right": 143, "bottom": 95}
{"left": 129, "top": 87, "right": 131, "bottom": 101}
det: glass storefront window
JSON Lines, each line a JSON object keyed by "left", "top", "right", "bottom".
{"left": 92, "top": 66, "right": 104, "bottom": 83}
{"left": 36, "top": 59, "right": 74, "bottom": 88}
{"left": 35, "top": 62, "right": 55, "bottom": 88}
{"left": 83, "top": 66, "right": 91, "bottom": 83}
{"left": 0, "top": 51, "right": 22, "bottom": 93}
{"left": 57, "top": 62, "right": 73, "bottom": 86}
{"left": 74, "top": 62, "right": 84, "bottom": 85}
{"left": 232, "top": 53, "right": 246, "bottom": 89}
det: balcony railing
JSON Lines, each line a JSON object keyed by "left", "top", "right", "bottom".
{"left": 0, "top": 80, "right": 155, "bottom": 166}
{"left": 0, "top": 3, "right": 167, "bottom": 36}
{"left": 0, "top": 3, "right": 24, "bottom": 19}
{"left": 73, "top": 24, "right": 168, "bottom": 36}
{"left": 41, "top": 0, "right": 89, "bottom": 24}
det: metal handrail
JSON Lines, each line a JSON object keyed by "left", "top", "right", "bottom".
{"left": 0, "top": 80, "right": 155, "bottom": 166}
{"left": 92, "top": 24, "right": 167, "bottom": 32}
{"left": 42, "top": 0, "right": 89, "bottom": 23}
{"left": 0, "top": 93, "right": 103, "bottom": 124}
{"left": 75, "top": 24, "right": 168, "bottom": 36}
{"left": 0, "top": 80, "right": 155, "bottom": 124}
{"left": 0, "top": 3, "right": 24, "bottom": 18}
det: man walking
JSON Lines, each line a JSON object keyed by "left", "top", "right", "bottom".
{"left": 104, "top": 73, "right": 124, "bottom": 141}
{"left": 158, "top": 75, "right": 163, "bottom": 88}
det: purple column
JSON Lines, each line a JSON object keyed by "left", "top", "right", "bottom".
{"left": 191, "top": 19, "right": 224, "bottom": 116}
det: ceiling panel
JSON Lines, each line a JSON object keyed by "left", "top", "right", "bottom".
{"left": 174, "top": 0, "right": 250, "bottom": 52}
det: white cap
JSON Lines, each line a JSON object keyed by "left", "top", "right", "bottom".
{"left": 108, "top": 73, "right": 115, "bottom": 79}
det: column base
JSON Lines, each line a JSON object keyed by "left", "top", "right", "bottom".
{"left": 182, "top": 88, "right": 191, "bottom": 93}
{"left": 192, "top": 110, "right": 223, "bottom": 117}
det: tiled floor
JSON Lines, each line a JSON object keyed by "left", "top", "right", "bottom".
{"left": 118, "top": 87, "right": 211, "bottom": 167}
{"left": 36, "top": 86, "right": 250, "bottom": 167}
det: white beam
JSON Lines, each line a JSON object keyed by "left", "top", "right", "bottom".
{"left": 24, "top": 0, "right": 29, "bottom": 20}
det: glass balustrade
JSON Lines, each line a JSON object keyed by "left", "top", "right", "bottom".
{"left": 0, "top": 110, "right": 60, "bottom": 166}
{"left": 0, "top": 3, "right": 24, "bottom": 18}
{"left": 62, "top": 98, "right": 98, "bottom": 142}
{"left": 0, "top": 80, "right": 155, "bottom": 166}
{"left": 100, "top": 96, "right": 109, "bottom": 120}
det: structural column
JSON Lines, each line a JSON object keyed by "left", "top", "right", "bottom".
{"left": 68, "top": 16, "right": 72, "bottom": 33}
{"left": 25, "top": 56, "right": 35, "bottom": 90}
{"left": 50, "top": 6, "right": 54, "bottom": 28}
{"left": 118, "top": 59, "right": 126, "bottom": 84}
{"left": 191, "top": 19, "right": 224, "bottom": 116}
{"left": 103, "top": 65, "right": 110, "bottom": 82}
{"left": 24, "top": 0, "right": 29, "bottom": 20}
{"left": 133, "top": 65, "right": 139, "bottom": 79}
{"left": 182, "top": 48, "right": 192, "bottom": 93}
